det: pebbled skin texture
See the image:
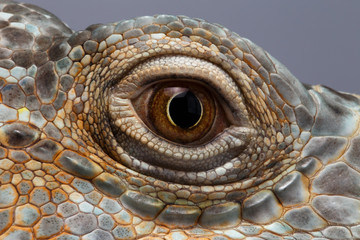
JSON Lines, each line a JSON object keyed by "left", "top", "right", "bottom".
{"left": 0, "top": 1, "right": 360, "bottom": 240}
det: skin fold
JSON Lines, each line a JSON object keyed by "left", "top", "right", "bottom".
{"left": 0, "top": 1, "right": 359, "bottom": 240}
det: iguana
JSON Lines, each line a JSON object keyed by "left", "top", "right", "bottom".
{"left": 0, "top": 1, "right": 359, "bottom": 239}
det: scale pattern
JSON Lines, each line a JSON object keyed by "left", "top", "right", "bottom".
{"left": 0, "top": 1, "right": 360, "bottom": 240}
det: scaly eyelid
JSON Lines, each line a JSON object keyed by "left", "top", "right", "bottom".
{"left": 105, "top": 55, "right": 258, "bottom": 184}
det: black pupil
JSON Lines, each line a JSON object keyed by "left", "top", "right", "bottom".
{"left": 168, "top": 91, "right": 202, "bottom": 129}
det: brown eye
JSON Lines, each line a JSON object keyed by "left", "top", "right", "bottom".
{"left": 132, "top": 81, "right": 228, "bottom": 145}
{"left": 107, "top": 55, "right": 253, "bottom": 184}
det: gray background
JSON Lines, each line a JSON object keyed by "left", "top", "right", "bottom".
{"left": 23, "top": 0, "right": 360, "bottom": 94}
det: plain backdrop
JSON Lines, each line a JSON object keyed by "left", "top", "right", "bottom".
{"left": 21, "top": 0, "right": 360, "bottom": 94}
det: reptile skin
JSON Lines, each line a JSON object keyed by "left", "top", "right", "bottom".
{"left": 0, "top": 1, "right": 360, "bottom": 240}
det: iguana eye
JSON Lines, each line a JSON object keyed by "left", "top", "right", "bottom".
{"left": 106, "top": 55, "right": 255, "bottom": 184}
{"left": 132, "top": 81, "right": 228, "bottom": 144}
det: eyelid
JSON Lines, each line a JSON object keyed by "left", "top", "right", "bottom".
{"left": 106, "top": 55, "right": 257, "bottom": 184}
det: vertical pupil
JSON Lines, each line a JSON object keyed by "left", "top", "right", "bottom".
{"left": 168, "top": 90, "right": 202, "bottom": 129}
